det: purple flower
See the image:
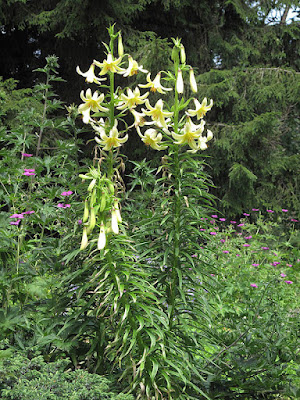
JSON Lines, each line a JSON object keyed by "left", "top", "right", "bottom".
{"left": 244, "top": 236, "right": 252, "bottom": 240}
{"left": 223, "top": 250, "right": 229, "bottom": 254}
{"left": 23, "top": 171, "right": 35, "bottom": 176}
{"left": 237, "top": 223, "right": 244, "bottom": 227}
{"left": 61, "top": 190, "right": 73, "bottom": 196}
{"left": 230, "top": 221, "right": 236, "bottom": 224}
{"left": 267, "top": 209, "right": 274, "bottom": 213}
{"left": 24, "top": 169, "right": 35, "bottom": 172}
{"left": 57, "top": 203, "right": 71, "bottom": 209}
{"left": 10, "top": 220, "right": 21, "bottom": 225}
{"left": 21, "top": 153, "right": 33, "bottom": 157}
{"left": 250, "top": 283, "right": 258, "bottom": 288}
{"left": 261, "top": 247, "right": 269, "bottom": 250}
{"left": 252, "top": 208, "right": 259, "bottom": 211}
{"left": 236, "top": 254, "right": 241, "bottom": 257}
{"left": 211, "top": 214, "right": 218, "bottom": 218}
{"left": 220, "top": 239, "right": 226, "bottom": 243}
{"left": 286, "top": 264, "right": 292, "bottom": 267}
{"left": 191, "top": 254, "right": 197, "bottom": 258}
{"left": 219, "top": 218, "right": 226, "bottom": 221}
{"left": 78, "top": 219, "right": 83, "bottom": 225}
{"left": 22, "top": 210, "right": 35, "bottom": 215}
{"left": 10, "top": 213, "right": 24, "bottom": 219}
{"left": 271, "top": 261, "right": 281, "bottom": 266}
{"left": 291, "top": 219, "right": 298, "bottom": 222}
{"left": 252, "top": 263, "right": 259, "bottom": 267}
{"left": 210, "top": 274, "right": 215, "bottom": 276}
{"left": 243, "top": 213, "right": 250, "bottom": 216}
{"left": 282, "top": 209, "right": 288, "bottom": 212}
{"left": 210, "top": 232, "right": 217, "bottom": 235}
{"left": 200, "top": 228, "right": 206, "bottom": 231}
{"left": 280, "top": 273, "right": 286, "bottom": 277}
{"left": 243, "top": 243, "right": 250, "bottom": 247}
{"left": 284, "top": 280, "right": 293, "bottom": 284}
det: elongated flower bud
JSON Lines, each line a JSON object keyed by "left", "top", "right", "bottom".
{"left": 83, "top": 200, "right": 89, "bottom": 223}
{"left": 189, "top": 68, "right": 197, "bottom": 93}
{"left": 80, "top": 227, "right": 88, "bottom": 250}
{"left": 180, "top": 45, "right": 186, "bottom": 64}
{"left": 108, "top": 181, "right": 114, "bottom": 195}
{"left": 114, "top": 200, "right": 122, "bottom": 223}
{"left": 176, "top": 69, "right": 184, "bottom": 94}
{"left": 111, "top": 208, "right": 119, "bottom": 234}
{"left": 90, "top": 189, "right": 97, "bottom": 207}
{"left": 88, "top": 178, "right": 97, "bottom": 192}
{"left": 97, "top": 222, "right": 106, "bottom": 250}
{"left": 118, "top": 34, "right": 124, "bottom": 57}
{"left": 88, "top": 207, "right": 96, "bottom": 233}
{"left": 99, "top": 190, "right": 107, "bottom": 212}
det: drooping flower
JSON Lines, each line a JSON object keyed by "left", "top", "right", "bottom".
{"left": 172, "top": 118, "right": 205, "bottom": 151}
{"left": 78, "top": 89, "right": 109, "bottom": 124}
{"left": 80, "top": 227, "right": 88, "bottom": 250}
{"left": 94, "top": 120, "right": 128, "bottom": 150}
{"left": 117, "top": 87, "right": 149, "bottom": 110}
{"left": 142, "top": 99, "right": 173, "bottom": 129}
{"left": 186, "top": 97, "right": 213, "bottom": 120}
{"left": 130, "top": 109, "right": 147, "bottom": 127}
{"left": 76, "top": 63, "right": 106, "bottom": 84}
{"left": 121, "top": 56, "right": 148, "bottom": 77}
{"left": 136, "top": 126, "right": 168, "bottom": 151}
{"left": 139, "top": 72, "right": 172, "bottom": 94}
{"left": 94, "top": 54, "right": 124, "bottom": 75}
{"left": 111, "top": 208, "right": 119, "bottom": 234}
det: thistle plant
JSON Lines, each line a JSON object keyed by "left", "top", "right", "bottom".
{"left": 76, "top": 25, "right": 216, "bottom": 399}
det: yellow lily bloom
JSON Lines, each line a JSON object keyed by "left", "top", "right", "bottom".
{"left": 80, "top": 227, "right": 89, "bottom": 250}
{"left": 186, "top": 97, "right": 213, "bottom": 120}
{"left": 94, "top": 53, "right": 124, "bottom": 76}
{"left": 111, "top": 208, "right": 119, "bottom": 234}
{"left": 142, "top": 99, "right": 173, "bottom": 129}
{"left": 130, "top": 109, "right": 147, "bottom": 127}
{"left": 188, "top": 130, "right": 213, "bottom": 153}
{"left": 136, "top": 126, "right": 168, "bottom": 151}
{"left": 122, "top": 56, "right": 148, "bottom": 77}
{"left": 139, "top": 72, "right": 172, "bottom": 94}
{"left": 172, "top": 118, "right": 205, "bottom": 151}
{"left": 117, "top": 87, "right": 149, "bottom": 110}
{"left": 94, "top": 120, "right": 128, "bottom": 150}
{"left": 76, "top": 63, "right": 106, "bottom": 84}
{"left": 78, "top": 89, "right": 109, "bottom": 124}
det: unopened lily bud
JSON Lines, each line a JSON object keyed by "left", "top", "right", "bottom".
{"left": 97, "top": 222, "right": 106, "bottom": 250}
{"left": 88, "top": 178, "right": 97, "bottom": 192}
{"left": 99, "top": 189, "right": 107, "bottom": 212}
{"left": 176, "top": 69, "right": 184, "bottom": 94}
{"left": 118, "top": 33, "right": 124, "bottom": 57}
{"left": 88, "top": 207, "right": 96, "bottom": 233}
{"left": 90, "top": 189, "right": 97, "bottom": 207}
{"left": 83, "top": 200, "right": 89, "bottom": 223}
{"left": 189, "top": 68, "right": 197, "bottom": 93}
{"left": 111, "top": 208, "right": 119, "bottom": 234}
{"left": 207, "top": 130, "right": 213, "bottom": 141}
{"left": 114, "top": 200, "right": 122, "bottom": 223}
{"left": 80, "top": 227, "right": 88, "bottom": 250}
{"left": 180, "top": 45, "right": 186, "bottom": 64}
{"left": 108, "top": 181, "right": 114, "bottom": 195}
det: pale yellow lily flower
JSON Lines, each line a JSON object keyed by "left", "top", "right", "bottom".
{"left": 136, "top": 126, "right": 168, "bottom": 151}
{"left": 94, "top": 120, "right": 128, "bottom": 150}
{"left": 186, "top": 97, "right": 213, "bottom": 120}
{"left": 122, "top": 56, "right": 148, "bottom": 77}
{"left": 80, "top": 227, "right": 89, "bottom": 250}
{"left": 111, "top": 208, "right": 119, "bottom": 234}
{"left": 76, "top": 64, "right": 106, "bottom": 84}
{"left": 130, "top": 109, "right": 147, "bottom": 127}
{"left": 94, "top": 53, "right": 124, "bottom": 75}
{"left": 188, "top": 130, "right": 213, "bottom": 153}
{"left": 117, "top": 87, "right": 149, "bottom": 110}
{"left": 78, "top": 89, "right": 109, "bottom": 124}
{"left": 142, "top": 99, "right": 173, "bottom": 129}
{"left": 172, "top": 118, "right": 205, "bottom": 151}
{"left": 139, "top": 72, "right": 172, "bottom": 94}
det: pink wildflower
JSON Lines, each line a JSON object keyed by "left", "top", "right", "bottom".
{"left": 219, "top": 218, "right": 226, "bottom": 221}
{"left": 236, "top": 254, "right": 240, "bottom": 257}
{"left": 280, "top": 273, "right": 286, "bottom": 277}
{"left": 250, "top": 283, "right": 258, "bottom": 288}
{"left": 291, "top": 219, "right": 298, "bottom": 222}
{"left": 243, "top": 213, "right": 250, "bottom": 216}
{"left": 10, "top": 213, "right": 24, "bottom": 219}
{"left": 211, "top": 214, "right": 218, "bottom": 218}
{"left": 200, "top": 228, "right": 206, "bottom": 231}
{"left": 21, "top": 153, "right": 33, "bottom": 157}
{"left": 23, "top": 172, "right": 35, "bottom": 176}
{"left": 10, "top": 220, "right": 21, "bottom": 225}
{"left": 261, "top": 247, "right": 269, "bottom": 250}
{"left": 282, "top": 209, "right": 288, "bottom": 212}
{"left": 78, "top": 219, "right": 83, "bottom": 225}
{"left": 267, "top": 209, "right": 274, "bottom": 213}
{"left": 252, "top": 208, "right": 259, "bottom": 211}
{"left": 284, "top": 280, "right": 293, "bottom": 284}
{"left": 210, "top": 232, "right": 217, "bottom": 235}
{"left": 61, "top": 190, "right": 73, "bottom": 196}
{"left": 223, "top": 250, "right": 229, "bottom": 254}
{"left": 243, "top": 243, "right": 250, "bottom": 247}
{"left": 230, "top": 221, "right": 236, "bottom": 224}
{"left": 286, "top": 264, "right": 292, "bottom": 267}
{"left": 252, "top": 263, "right": 259, "bottom": 267}
{"left": 220, "top": 239, "right": 226, "bottom": 243}
{"left": 245, "top": 236, "right": 252, "bottom": 239}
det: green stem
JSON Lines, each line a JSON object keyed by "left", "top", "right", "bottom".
{"left": 36, "top": 73, "right": 49, "bottom": 157}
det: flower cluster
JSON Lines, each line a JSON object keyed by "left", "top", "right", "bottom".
{"left": 76, "top": 30, "right": 213, "bottom": 154}
{"left": 10, "top": 210, "right": 35, "bottom": 226}
{"left": 79, "top": 168, "right": 122, "bottom": 250}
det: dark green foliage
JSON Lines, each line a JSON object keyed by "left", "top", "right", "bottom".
{"left": 0, "top": 348, "right": 133, "bottom": 400}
